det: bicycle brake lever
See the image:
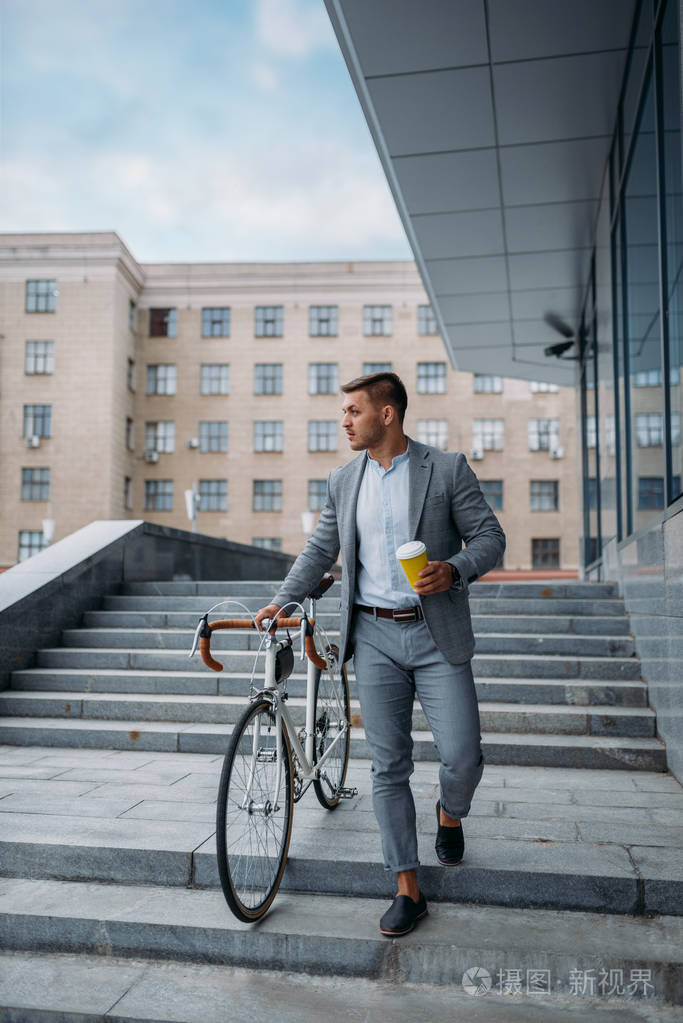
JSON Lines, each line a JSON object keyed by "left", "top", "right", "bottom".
{"left": 299, "top": 618, "right": 307, "bottom": 661}
{"left": 189, "top": 614, "right": 210, "bottom": 659}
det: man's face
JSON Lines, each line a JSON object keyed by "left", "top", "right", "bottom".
{"left": 341, "top": 389, "right": 386, "bottom": 451}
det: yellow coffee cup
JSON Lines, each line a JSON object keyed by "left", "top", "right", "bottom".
{"left": 396, "top": 540, "right": 428, "bottom": 589}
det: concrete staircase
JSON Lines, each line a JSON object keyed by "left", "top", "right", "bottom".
{"left": 0, "top": 579, "right": 666, "bottom": 770}
{"left": 1, "top": 578, "right": 681, "bottom": 1016}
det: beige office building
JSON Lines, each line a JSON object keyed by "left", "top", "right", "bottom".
{"left": 0, "top": 232, "right": 579, "bottom": 571}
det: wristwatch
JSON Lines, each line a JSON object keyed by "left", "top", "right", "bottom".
{"left": 450, "top": 563, "right": 461, "bottom": 587}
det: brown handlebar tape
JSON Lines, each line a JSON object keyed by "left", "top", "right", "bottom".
{"left": 198, "top": 617, "right": 326, "bottom": 672}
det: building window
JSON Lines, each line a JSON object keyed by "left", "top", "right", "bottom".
{"left": 528, "top": 418, "right": 559, "bottom": 451}
{"left": 200, "top": 364, "right": 230, "bottom": 395}
{"left": 255, "top": 306, "right": 284, "bottom": 337}
{"left": 254, "top": 363, "right": 283, "bottom": 395}
{"left": 144, "top": 479, "right": 174, "bottom": 511}
{"left": 586, "top": 416, "right": 597, "bottom": 449}
{"left": 532, "top": 538, "right": 560, "bottom": 569}
{"left": 18, "top": 530, "right": 46, "bottom": 561}
{"left": 308, "top": 479, "right": 327, "bottom": 511}
{"left": 635, "top": 413, "right": 663, "bottom": 447}
{"left": 530, "top": 480, "right": 559, "bottom": 511}
{"left": 529, "top": 381, "right": 560, "bottom": 393}
{"left": 363, "top": 305, "right": 392, "bottom": 336}
{"left": 253, "top": 479, "right": 282, "bottom": 511}
{"left": 126, "top": 417, "right": 134, "bottom": 451}
{"left": 417, "top": 362, "right": 447, "bottom": 394}
{"left": 480, "top": 480, "right": 503, "bottom": 510}
{"left": 254, "top": 421, "right": 284, "bottom": 452}
{"left": 308, "top": 420, "right": 337, "bottom": 452}
{"left": 146, "top": 364, "right": 177, "bottom": 395}
{"left": 417, "top": 419, "right": 448, "bottom": 449}
{"left": 473, "top": 418, "right": 504, "bottom": 451}
{"left": 363, "top": 362, "right": 392, "bottom": 375}
{"left": 144, "top": 421, "right": 175, "bottom": 454}
{"left": 199, "top": 479, "right": 227, "bottom": 511}
{"left": 309, "top": 305, "right": 338, "bottom": 337}
{"left": 149, "top": 308, "right": 177, "bottom": 338}
{"left": 21, "top": 467, "right": 50, "bottom": 501}
{"left": 309, "top": 362, "right": 338, "bottom": 395}
{"left": 417, "top": 304, "right": 437, "bottom": 335}
{"left": 127, "top": 358, "right": 136, "bottom": 392}
{"left": 587, "top": 477, "right": 598, "bottom": 510}
{"left": 124, "top": 476, "right": 133, "bottom": 510}
{"left": 473, "top": 374, "right": 502, "bottom": 393}
{"left": 128, "top": 299, "right": 137, "bottom": 332}
{"left": 252, "top": 537, "right": 282, "bottom": 551}
{"left": 26, "top": 280, "right": 57, "bottom": 313}
{"left": 199, "top": 420, "right": 228, "bottom": 452}
{"left": 23, "top": 405, "right": 52, "bottom": 439}
{"left": 638, "top": 476, "right": 665, "bottom": 509}
{"left": 25, "top": 341, "right": 54, "bottom": 374}
{"left": 202, "top": 307, "right": 231, "bottom": 338}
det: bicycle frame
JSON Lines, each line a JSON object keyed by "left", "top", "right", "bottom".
{"left": 250, "top": 594, "right": 348, "bottom": 807}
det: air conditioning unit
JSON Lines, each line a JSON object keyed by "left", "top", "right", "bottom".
{"left": 26, "top": 435, "right": 41, "bottom": 449}
{"left": 144, "top": 450, "right": 160, "bottom": 464}
{"left": 186, "top": 438, "right": 200, "bottom": 450}
{"left": 470, "top": 446, "right": 484, "bottom": 461}
{"left": 550, "top": 445, "right": 565, "bottom": 460}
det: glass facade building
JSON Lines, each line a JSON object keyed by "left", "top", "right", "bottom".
{"left": 581, "top": 0, "right": 682, "bottom": 575}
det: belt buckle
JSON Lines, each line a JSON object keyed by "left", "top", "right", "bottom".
{"left": 392, "top": 607, "right": 419, "bottom": 623}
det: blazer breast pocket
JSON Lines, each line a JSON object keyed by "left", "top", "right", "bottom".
{"left": 427, "top": 493, "right": 446, "bottom": 505}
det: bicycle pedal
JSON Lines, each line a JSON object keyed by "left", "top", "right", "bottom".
{"left": 337, "top": 786, "right": 358, "bottom": 799}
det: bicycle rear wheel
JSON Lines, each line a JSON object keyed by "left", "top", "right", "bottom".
{"left": 313, "top": 647, "right": 351, "bottom": 810}
{"left": 216, "top": 699, "right": 293, "bottom": 921}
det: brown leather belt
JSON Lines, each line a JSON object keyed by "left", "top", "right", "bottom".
{"left": 354, "top": 603, "right": 424, "bottom": 623}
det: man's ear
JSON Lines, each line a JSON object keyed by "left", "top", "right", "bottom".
{"left": 383, "top": 404, "right": 395, "bottom": 425}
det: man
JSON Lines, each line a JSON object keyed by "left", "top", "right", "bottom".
{"left": 256, "top": 372, "right": 505, "bottom": 936}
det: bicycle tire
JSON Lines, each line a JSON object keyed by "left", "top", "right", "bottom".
{"left": 216, "top": 699, "right": 294, "bottom": 922}
{"left": 312, "top": 647, "right": 351, "bottom": 810}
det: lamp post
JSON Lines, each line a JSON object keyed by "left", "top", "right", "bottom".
{"left": 301, "top": 510, "right": 315, "bottom": 537}
{"left": 184, "top": 485, "right": 200, "bottom": 533}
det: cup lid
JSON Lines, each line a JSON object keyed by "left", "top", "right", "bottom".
{"left": 396, "top": 540, "right": 426, "bottom": 559}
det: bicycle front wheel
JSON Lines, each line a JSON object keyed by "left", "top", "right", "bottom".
{"left": 216, "top": 699, "right": 294, "bottom": 921}
{"left": 313, "top": 647, "right": 351, "bottom": 810}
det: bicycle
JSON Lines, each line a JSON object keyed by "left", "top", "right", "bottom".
{"left": 189, "top": 573, "right": 355, "bottom": 922}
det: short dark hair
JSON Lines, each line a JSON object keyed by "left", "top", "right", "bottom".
{"left": 341, "top": 372, "right": 408, "bottom": 424}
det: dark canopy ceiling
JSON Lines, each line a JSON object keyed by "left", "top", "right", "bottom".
{"left": 324, "top": 0, "right": 636, "bottom": 383}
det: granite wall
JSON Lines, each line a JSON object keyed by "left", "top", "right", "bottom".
{"left": 0, "top": 521, "right": 296, "bottom": 691}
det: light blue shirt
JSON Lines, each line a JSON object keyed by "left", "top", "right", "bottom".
{"left": 354, "top": 447, "right": 419, "bottom": 608}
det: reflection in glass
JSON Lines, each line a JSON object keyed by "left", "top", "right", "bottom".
{"left": 661, "top": 0, "right": 682, "bottom": 500}
{"left": 625, "top": 73, "right": 664, "bottom": 531}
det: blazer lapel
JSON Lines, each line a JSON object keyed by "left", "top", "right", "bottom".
{"left": 408, "top": 437, "right": 433, "bottom": 538}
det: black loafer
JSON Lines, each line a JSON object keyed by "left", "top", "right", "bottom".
{"left": 435, "top": 800, "right": 464, "bottom": 865}
{"left": 379, "top": 891, "right": 428, "bottom": 936}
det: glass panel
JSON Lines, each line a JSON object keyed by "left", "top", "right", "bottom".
{"left": 661, "top": 0, "right": 683, "bottom": 501}
{"left": 596, "top": 186, "right": 618, "bottom": 549}
{"left": 622, "top": 0, "right": 652, "bottom": 174}
{"left": 625, "top": 72, "right": 664, "bottom": 531}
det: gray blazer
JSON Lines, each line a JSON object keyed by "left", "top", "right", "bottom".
{"left": 273, "top": 437, "right": 506, "bottom": 665}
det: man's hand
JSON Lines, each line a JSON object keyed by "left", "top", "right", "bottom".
{"left": 254, "top": 603, "right": 283, "bottom": 632}
{"left": 413, "top": 561, "right": 453, "bottom": 595}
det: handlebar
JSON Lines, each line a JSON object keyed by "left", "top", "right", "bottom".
{"left": 198, "top": 617, "right": 326, "bottom": 673}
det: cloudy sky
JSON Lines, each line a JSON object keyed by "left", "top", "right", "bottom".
{"left": 0, "top": 0, "right": 411, "bottom": 261}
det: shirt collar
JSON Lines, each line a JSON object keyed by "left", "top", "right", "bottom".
{"left": 366, "top": 445, "right": 409, "bottom": 474}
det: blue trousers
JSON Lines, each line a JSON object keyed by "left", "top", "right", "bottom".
{"left": 351, "top": 611, "right": 484, "bottom": 873}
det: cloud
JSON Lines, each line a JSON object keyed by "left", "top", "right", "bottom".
{"left": 254, "top": 0, "right": 336, "bottom": 58}
{"left": 250, "top": 61, "right": 279, "bottom": 92}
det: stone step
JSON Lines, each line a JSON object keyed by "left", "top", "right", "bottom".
{"left": 61, "top": 627, "right": 636, "bottom": 658}
{"left": 1, "top": 883, "right": 680, "bottom": 1008}
{"left": 10, "top": 668, "right": 650, "bottom": 706}
{"left": 102, "top": 594, "right": 627, "bottom": 616}
{"left": 119, "top": 580, "right": 621, "bottom": 599}
{"left": 83, "top": 608, "right": 633, "bottom": 635}
{"left": 0, "top": 716, "right": 666, "bottom": 768}
{"left": 4, "top": 950, "right": 681, "bottom": 1021}
{"left": 35, "top": 647, "right": 644, "bottom": 680}
{"left": 0, "top": 691, "right": 656, "bottom": 737}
